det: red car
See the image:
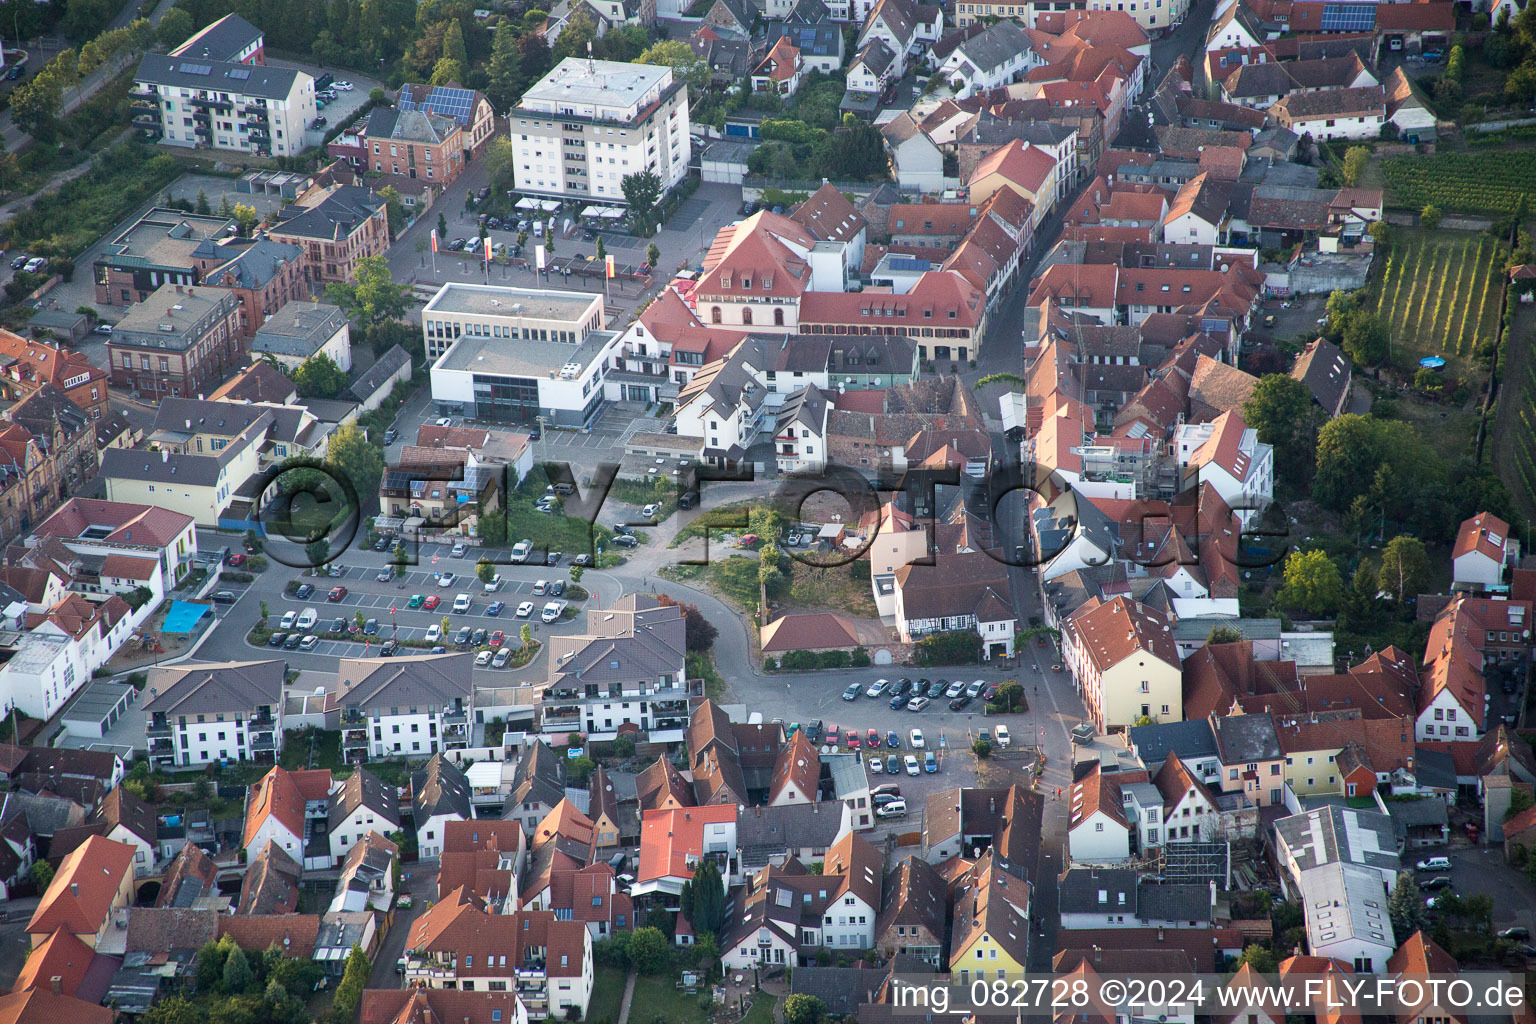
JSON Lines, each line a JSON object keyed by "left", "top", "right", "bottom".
{"left": 867, "top": 728, "right": 881, "bottom": 748}
{"left": 227, "top": 553, "right": 246, "bottom": 567}
{"left": 328, "top": 586, "right": 348, "bottom": 601}
{"left": 423, "top": 595, "right": 441, "bottom": 610}
{"left": 845, "top": 729, "right": 860, "bottom": 749}
{"left": 489, "top": 630, "right": 505, "bottom": 647}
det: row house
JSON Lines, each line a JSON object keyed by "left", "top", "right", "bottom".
{"left": 30, "top": 496, "right": 197, "bottom": 607}
{"left": 719, "top": 832, "right": 883, "bottom": 969}
{"left": 327, "top": 105, "right": 467, "bottom": 207}
{"left": 798, "top": 271, "right": 988, "bottom": 364}
{"left": 892, "top": 549, "right": 1017, "bottom": 660}
{"left": 1063, "top": 595, "right": 1182, "bottom": 732}
{"left": 26, "top": 835, "right": 135, "bottom": 949}
{"left": 190, "top": 236, "right": 308, "bottom": 340}
{"left": 405, "top": 891, "right": 594, "bottom": 1017}
{"left": 0, "top": 386, "right": 98, "bottom": 539}
{"left": 1418, "top": 594, "right": 1532, "bottom": 742}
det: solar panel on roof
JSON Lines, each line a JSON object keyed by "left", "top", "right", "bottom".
{"left": 180, "top": 63, "right": 212, "bottom": 75}
{"left": 227, "top": 67, "right": 251, "bottom": 79}
{"left": 889, "top": 258, "right": 932, "bottom": 271}
{"left": 1320, "top": 3, "right": 1374, "bottom": 30}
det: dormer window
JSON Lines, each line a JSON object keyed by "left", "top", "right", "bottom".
{"left": 742, "top": 277, "right": 752, "bottom": 289}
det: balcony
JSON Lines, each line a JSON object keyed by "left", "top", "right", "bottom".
{"left": 147, "top": 721, "right": 172, "bottom": 739}
{"left": 133, "top": 112, "right": 160, "bottom": 126}
{"left": 250, "top": 732, "right": 275, "bottom": 751}
{"left": 192, "top": 109, "right": 211, "bottom": 124}
{"left": 443, "top": 708, "right": 467, "bottom": 726}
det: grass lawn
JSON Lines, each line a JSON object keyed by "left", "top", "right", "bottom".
{"left": 609, "top": 478, "right": 679, "bottom": 521}
{"left": 1386, "top": 386, "right": 1483, "bottom": 465}
{"left": 628, "top": 973, "right": 711, "bottom": 1024}
{"left": 739, "top": 996, "right": 778, "bottom": 1024}
{"left": 281, "top": 727, "right": 343, "bottom": 772}
{"left": 588, "top": 965, "right": 627, "bottom": 1024}
{"left": 661, "top": 556, "right": 762, "bottom": 612}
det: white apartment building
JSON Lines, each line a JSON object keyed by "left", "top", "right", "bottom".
{"left": 332, "top": 653, "right": 476, "bottom": 763}
{"left": 143, "top": 659, "right": 286, "bottom": 769}
{"left": 32, "top": 498, "right": 198, "bottom": 609}
{"left": 131, "top": 56, "right": 316, "bottom": 157}
{"left": 510, "top": 58, "right": 691, "bottom": 205}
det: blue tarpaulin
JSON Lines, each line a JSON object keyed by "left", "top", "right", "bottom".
{"left": 163, "top": 601, "right": 212, "bottom": 633}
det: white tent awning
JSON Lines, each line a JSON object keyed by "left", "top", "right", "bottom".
{"left": 516, "top": 197, "right": 540, "bottom": 210}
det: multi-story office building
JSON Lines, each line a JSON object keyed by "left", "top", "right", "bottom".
{"left": 131, "top": 56, "right": 316, "bottom": 157}
{"left": 510, "top": 58, "right": 691, "bottom": 205}
{"left": 107, "top": 284, "right": 244, "bottom": 398}
{"left": 143, "top": 659, "right": 285, "bottom": 769}
{"left": 93, "top": 208, "right": 234, "bottom": 306}
{"left": 330, "top": 653, "right": 475, "bottom": 763}
{"left": 424, "top": 284, "right": 615, "bottom": 428}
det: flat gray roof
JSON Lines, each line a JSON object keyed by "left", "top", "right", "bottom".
{"left": 62, "top": 679, "right": 135, "bottom": 722}
{"left": 423, "top": 283, "right": 603, "bottom": 323}
{"left": 436, "top": 328, "right": 616, "bottom": 380}
{"left": 522, "top": 58, "right": 671, "bottom": 110}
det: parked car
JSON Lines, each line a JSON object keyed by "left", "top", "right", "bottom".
{"left": 268, "top": 632, "right": 287, "bottom": 647}
{"left": 295, "top": 583, "right": 314, "bottom": 599}
{"left": 1500, "top": 927, "right": 1532, "bottom": 940}
{"left": 470, "top": 628, "right": 487, "bottom": 646}
{"left": 1420, "top": 876, "right": 1452, "bottom": 891}
{"left": 284, "top": 633, "right": 302, "bottom": 649}
{"left": 454, "top": 627, "right": 471, "bottom": 646}
{"left": 869, "top": 756, "right": 884, "bottom": 773}
{"left": 453, "top": 593, "right": 472, "bottom": 613}
{"left": 865, "top": 678, "right": 890, "bottom": 697}
{"left": 843, "top": 683, "right": 861, "bottom": 701}
{"left": 909, "top": 729, "right": 925, "bottom": 748}
{"left": 845, "top": 729, "right": 860, "bottom": 749}
{"left": 437, "top": 573, "right": 456, "bottom": 588}
{"left": 364, "top": 618, "right": 379, "bottom": 635}
{"left": 492, "top": 648, "right": 511, "bottom": 668}
{"left": 948, "top": 695, "right": 972, "bottom": 711}
{"left": 924, "top": 751, "right": 938, "bottom": 773}
{"left": 902, "top": 755, "right": 920, "bottom": 776}
{"left": 406, "top": 594, "right": 425, "bottom": 610}
{"left": 476, "top": 650, "right": 492, "bottom": 666}
{"left": 925, "top": 679, "right": 946, "bottom": 698}
{"left": 994, "top": 724, "right": 1011, "bottom": 747}
{"left": 298, "top": 635, "right": 319, "bottom": 651}
{"left": 965, "top": 679, "right": 986, "bottom": 698}
{"left": 379, "top": 639, "right": 397, "bottom": 656}
{"left": 487, "top": 601, "right": 505, "bottom": 616}
{"left": 944, "top": 679, "right": 966, "bottom": 698}
{"left": 888, "top": 693, "right": 906, "bottom": 710}
{"left": 451, "top": 542, "right": 467, "bottom": 558}
{"left": 423, "top": 594, "right": 441, "bottom": 610}
{"left": 328, "top": 586, "right": 347, "bottom": 601}
{"left": 330, "top": 617, "right": 347, "bottom": 632}
{"left": 516, "top": 601, "right": 535, "bottom": 617}
{"left": 541, "top": 600, "right": 566, "bottom": 622}
{"left": 613, "top": 535, "right": 638, "bottom": 547}
{"left": 92, "top": 323, "right": 113, "bottom": 335}
{"left": 876, "top": 799, "right": 907, "bottom": 818}
{"left": 866, "top": 728, "right": 881, "bottom": 748}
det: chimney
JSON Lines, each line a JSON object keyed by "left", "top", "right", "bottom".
{"left": 1156, "top": 926, "right": 1164, "bottom": 941}
{"left": 175, "top": 285, "right": 184, "bottom": 294}
{"left": 70, "top": 883, "right": 79, "bottom": 897}
{"left": 49, "top": 977, "right": 61, "bottom": 996}
{"left": 1092, "top": 945, "right": 1102, "bottom": 964}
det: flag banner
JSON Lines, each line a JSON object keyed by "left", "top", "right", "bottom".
{"left": 430, "top": 229, "right": 438, "bottom": 253}
{"left": 485, "top": 236, "right": 493, "bottom": 261}
{"left": 606, "top": 254, "right": 615, "bottom": 279}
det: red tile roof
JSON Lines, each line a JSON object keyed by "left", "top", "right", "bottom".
{"left": 1069, "top": 595, "right": 1177, "bottom": 672}
{"left": 361, "top": 989, "right": 525, "bottom": 1024}
{"left": 697, "top": 212, "right": 815, "bottom": 301}
{"left": 798, "top": 271, "right": 985, "bottom": 330}
{"left": 0, "top": 989, "right": 113, "bottom": 1024}
{"left": 638, "top": 805, "right": 737, "bottom": 884}
{"left": 1453, "top": 511, "right": 1511, "bottom": 565}
{"left": 27, "top": 836, "right": 134, "bottom": 939}
{"left": 243, "top": 766, "right": 308, "bottom": 850}
{"left": 216, "top": 914, "right": 320, "bottom": 957}
{"left": 970, "top": 140, "right": 1057, "bottom": 196}
{"left": 33, "top": 498, "right": 194, "bottom": 550}
{"left": 10, "top": 927, "right": 96, "bottom": 997}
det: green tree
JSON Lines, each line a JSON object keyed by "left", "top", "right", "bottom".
{"left": 1389, "top": 871, "right": 1426, "bottom": 937}
{"left": 222, "top": 945, "right": 253, "bottom": 993}
{"left": 486, "top": 22, "right": 524, "bottom": 110}
{"left": 1277, "top": 550, "right": 1345, "bottom": 617}
{"left": 484, "top": 136, "right": 516, "bottom": 195}
{"left": 1341, "top": 146, "right": 1370, "bottom": 187}
{"left": 143, "top": 994, "right": 201, "bottom": 1024}
{"left": 430, "top": 57, "right": 465, "bottom": 85}
{"left": 1341, "top": 310, "right": 1390, "bottom": 366}
{"left": 332, "top": 945, "right": 371, "bottom": 1020}
{"left": 441, "top": 615, "right": 453, "bottom": 636}
{"left": 1313, "top": 415, "right": 1445, "bottom": 533}
{"left": 595, "top": 235, "right": 606, "bottom": 262}
{"left": 232, "top": 203, "right": 260, "bottom": 236}
{"left": 646, "top": 241, "right": 661, "bottom": 270}
{"left": 622, "top": 170, "right": 664, "bottom": 224}
{"left": 972, "top": 738, "right": 992, "bottom": 758}
{"left": 379, "top": 185, "right": 406, "bottom": 236}
{"left": 520, "top": 622, "right": 534, "bottom": 648}
{"left": 568, "top": 564, "right": 585, "bottom": 585}
{"left": 681, "top": 859, "right": 725, "bottom": 937}
{"left": 994, "top": 679, "right": 1024, "bottom": 711}
{"left": 1244, "top": 374, "right": 1324, "bottom": 487}
{"left": 552, "top": 8, "right": 597, "bottom": 61}
{"left": 476, "top": 559, "right": 495, "bottom": 583}
{"left": 195, "top": 937, "right": 233, "bottom": 993}
{"left": 326, "top": 422, "right": 386, "bottom": 505}
{"left": 1237, "top": 945, "right": 1278, "bottom": 973}
{"left": 636, "top": 39, "right": 710, "bottom": 91}
{"left": 442, "top": 19, "right": 468, "bottom": 67}
{"left": 627, "top": 926, "right": 670, "bottom": 973}
{"left": 1421, "top": 204, "right": 1442, "bottom": 230}
{"left": 437, "top": 212, "right": 449, "bottom": 243}
{"left": 306, "top": 538, "right": 331, "bottom": 566}
{"left": 1378, "top": 535, "right": 1430, "bottom": 604}
{"left": 783, "top": 995, "right": 827, "bottom": 1024}
{"left": 479, "top": 508, "right": 508, "bottom": 546}
{"left": 219, "top": 193, "right": 233, "bottom": 217}
{"left": 292, "top": 352, "right": 349, "bottom": 398}
{"left": 326, "top": 256, "right": 410, "bottom": 329}
{"left": 568, "top": 754, "right": 596, "bottom": 784}
{"left": 195, "top": 189, "right": 212, "bottom": 215}
{"left": 28, "top": 859, "right": 53, "bottom": 888}
{"left": 1207, "top": 625, "right": 1245, "bottom": 645}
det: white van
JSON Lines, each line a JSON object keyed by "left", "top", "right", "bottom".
{"left": 453, "top": 593, "right": 472, "bottom": 613}
{"left": 279, "top": 610, "right": 297, "bottom": 630}
{"left": 994, "top": 724, "right": 1011, "bottom": 748}
{"left": 510, "top": 540, "right": 533, "bottom": 563}
{"left": 875, "top": 799, "right": 907, "bottom": 819}
{"left": 296, "top": 607, "right": 318, "bottom": 630}
{"left": 541, "top": 600, "right": 567, "bottom": 623}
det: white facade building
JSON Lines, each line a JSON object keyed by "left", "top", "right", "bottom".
{"left": 510, "top": 59, "right": 691, "bottom": 205}
{"left": 132, "top": 56, "right": 316, "bottom": 157}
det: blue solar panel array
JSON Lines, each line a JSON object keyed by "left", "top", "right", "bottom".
{"left": 1320, "top": 4, "right": 1375, "bottom": 31}
{"left": 179, "top": 62, "right": 212, "bottom": 75}
{"left": 890, "top": 258, "right": 933, "bottom": 271}
{"left": 400, "top": 85, "right": 477, "bottom": 124}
